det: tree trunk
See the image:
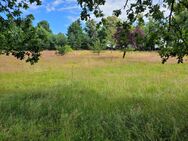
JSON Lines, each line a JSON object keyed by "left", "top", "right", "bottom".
{"left": 123, "top": 51, "right": 126, "bottom": 59}
{"left": 98, "top": 51, "right": 100, "bottom": 56}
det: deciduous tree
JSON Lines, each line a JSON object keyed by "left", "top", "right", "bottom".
{"left": 0, "top": 0, "right": 42, "bottom": 64}
{"left": 78, "top": 0, "right": 188, "bottom": 63}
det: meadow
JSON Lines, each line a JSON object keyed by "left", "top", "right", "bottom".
{"left": 0, "top": 51, "right": 188, "bottom": 141}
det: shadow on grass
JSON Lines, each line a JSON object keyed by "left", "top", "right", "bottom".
{"left": 0, "top": 84, "right": 188, "bottom": 141}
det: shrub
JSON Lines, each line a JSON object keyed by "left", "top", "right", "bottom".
{"left": 56, "top": 45, "right": 73, "bottom": 55}
{"left": 91, "top": 39, "right": 104, "bottom": 55}
{"left": 126, "top": 45, "right": 136, "bottom": 51}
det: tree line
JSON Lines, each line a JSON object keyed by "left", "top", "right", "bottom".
{"left": 22, "top": 16, "right": 162, "bottom": 53}
{"left": 0, "top": 0, "right": 188, "bottom": 64}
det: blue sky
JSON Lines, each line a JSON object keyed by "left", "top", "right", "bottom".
{"left": 26, "top": 0, "right": 81, "bottom": 34}
{"left": 25, "top": 0, "right": 167, "bottom": 34}
{"left": 25, "top": 0, "right": 129, "bottom": 34}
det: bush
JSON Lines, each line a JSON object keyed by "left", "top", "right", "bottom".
{"left": 126, "top": 45, "right": 136, "bottom": 51}
{"left": 56, "top": 45, "right": 73, "bottom": 55}
{"left": 91, "top": 39, "right": 103, "bottom": 55}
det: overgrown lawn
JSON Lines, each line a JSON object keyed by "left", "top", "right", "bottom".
{"left": 0, "top": 51, "right": 188, "bottom": 141}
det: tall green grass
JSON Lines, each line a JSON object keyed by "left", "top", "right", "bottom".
{"left": 0, "top": 52, "right": 188, "bottom": 141}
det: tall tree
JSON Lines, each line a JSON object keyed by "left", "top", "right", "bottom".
{"left": 143, "top": 18, "right": 160, "bottom": 51}
{"left": 36, "top": 20, "right": 56, "bottom": 50}
{"left": 85, "top": 19, "right": 98, "bottom": 48}
{"left": 36, "top": 21, "right": 68, "bottom": 50}
{"left": 97, "top": 25, "right": 108, "bottom": 48}
{"left": 103, "top": 16, "right": 120, "bottom": 48}
{"left": 85, "top": 19, "right": 107, "bottom": 53}
{"left": 67, "top": 19, "right": 85, "bottom": 49}
{"left": 36, "top": 25, "right": 50, "bottom": 50}
{"left": 55, "top": 33, "right": 67, "bottom": 47}
{"left": 37, "top": 20, "right": 52, "bottom": 33}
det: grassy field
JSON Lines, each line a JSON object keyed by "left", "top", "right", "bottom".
{"left": 0, "top": 51, "right": 188, "bottom": 141}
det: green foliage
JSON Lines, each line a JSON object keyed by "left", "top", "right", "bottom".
{"left": 36, "top": 22, "right": 67, "bottom": 51}
{"left": 0, "top": 0, "right": 42, "bottom": 64}
{"left": 85, "top": 19, "right": 97, "bottom": 39}
{"left": 92, "top": 39, "right": 103, "bottom": 55}
{"left": 85, "top": 19, "right": 98, "bottom": 48}
{"left": 36, "top": 26, "right": 50, "bottom": 49}
{"left": 158, "top": 8, "right": 188, "bottom": 63}
{"left": 114, "top": 22, "right": 131, "bottom": 50}
{"left": 97, "top": 26, "right": 108, "bottom": 47}
{"left": 78, "top": 0, "right": 105, "bottom": 20}
{"left": 67, "top": 20, "right": 85, "bottom": 50}
{"left": 133, "top": 27, "right": 145, "bottom": 50}
{"left": 77, "top": 0, "right": 188, "bottom": 63}
{"left": 0, "top": 0, "right": 41, "bottom": 20}
{"left": 56, "top": 45, "right": 73, "bottom": 55}
{"left": 37, "top": 20, "right": 52, "bottom": 33}
{"left": 126, "top": 45, "right": 136, "bottom": 51}
{"left": 0, "top": 15, "right": 43, "bottom": 64}
{"left": 85, "top": 19, "right": 108, "bottom": 52}
{"left": 102, "top": 16, "right": 120, "bottom": 47}
{"left": 1, "top": 0, "right": 188, "bottom": 64}
{"left": 55, "top": 33, "right": 67, "bottom": 47}
{"left": 143, "top": 18, "right": 160, "bottom": 51}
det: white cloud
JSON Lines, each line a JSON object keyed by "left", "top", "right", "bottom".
{"left": 58, "top": 6, "right": 80, "bottom": 11}
{"left": 46, "top": 0, "right": 64, "bottom": 12}
{"left": 20, "top": 0, "right": 45, "bottom": 14}
{"left": 46, "top": 0, "right": 78, "bottom": 12}
{"left": 29, "top": 2, "right": 44, "bottom": 10}
{"left": 95, "top": 0, "right": 170, "bottom": 21}
{"left": 53, "top": 0, "right": 64, "bottom": 5}
{"left": 67, "top": 15, "right": 79, "bottom": 22}
{"left": 64, "top": 0, "right": 77, "bottom": 3}
{"left": 98, "top": 0, "right": 133, "bottom": 20}
{"left": 101, "top": 1, "right": 120, "bottom": 14}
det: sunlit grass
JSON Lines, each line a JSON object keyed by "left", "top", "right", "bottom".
{"left": 0, "top": 51, "right": 188, "bottom": 140}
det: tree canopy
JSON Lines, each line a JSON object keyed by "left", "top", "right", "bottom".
{"left": 37, "top": 20, "right": 52, "bottom": 33}
{"left": 67, "top": 20, "right": 85, "bottom": 50}
{"left": 78, "top": 0, "right": 188, "bottom": 63}
{"left": 1, "top": 0, "right": 188, "bottom": 64}
{"left": 0, "top": 0, "right": 42, "bottom": 64}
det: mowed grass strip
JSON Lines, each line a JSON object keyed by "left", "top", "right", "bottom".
{"left": 0, "top": 51, "right": 188, "bottom": 141}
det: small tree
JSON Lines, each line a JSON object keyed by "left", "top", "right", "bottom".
{"left": 114, "top": 22, "right": 131, "bottom": 58}
{"left": 56, "top": 45, "right": 73, "bottom": 55}
{"left": 114, "top": 22, "right": 145, "bottom": 58}
{"left": 92, "top": 39, "right": 103, "bottom": 55}
{"left": 129, "top": 26, "right": 145, "bottom": 50}
{"left": 55, "top": 33, "right": 67, "bottom": 47}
